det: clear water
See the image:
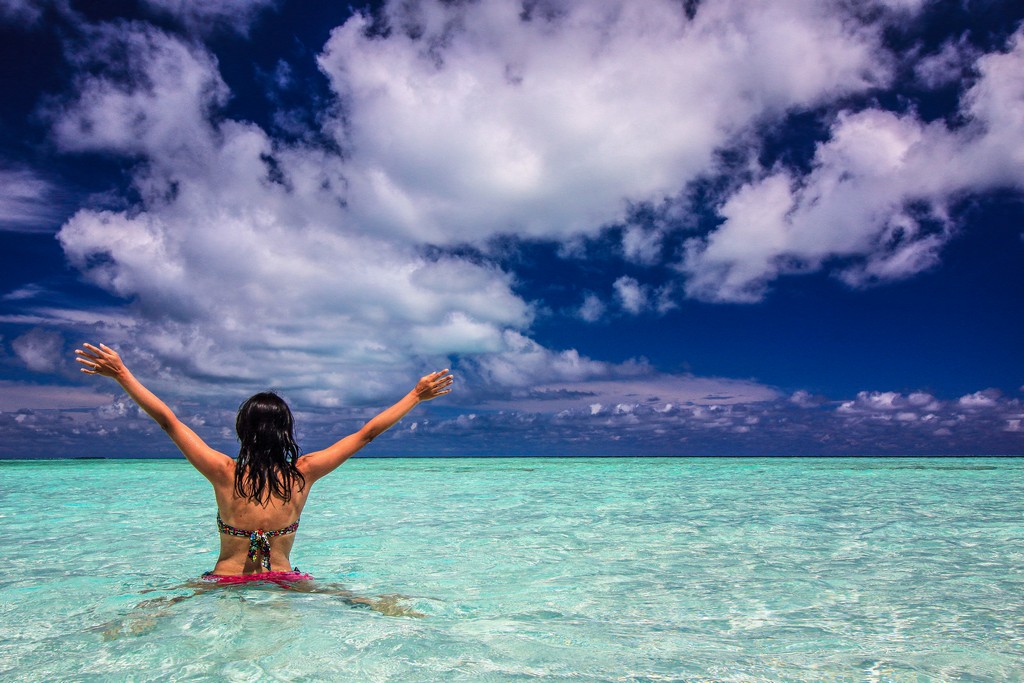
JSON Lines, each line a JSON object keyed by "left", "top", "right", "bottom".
{"left": 1, "top": 457, "right": 1022, "bottom": 682}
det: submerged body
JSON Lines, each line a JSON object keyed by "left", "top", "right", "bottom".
{"left": 75, "top": 342, "right": 453, "bottom": 579}
{"left": 201, "top": 569, "right": 313, "bottom": 586}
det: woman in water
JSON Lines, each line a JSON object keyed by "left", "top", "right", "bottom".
{"left": 75, "top": 342, "right": 453, "bottom": 591}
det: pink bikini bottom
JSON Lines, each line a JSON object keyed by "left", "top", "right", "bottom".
{"left": 201, "top": 569, "right": 313, "bottom": 587}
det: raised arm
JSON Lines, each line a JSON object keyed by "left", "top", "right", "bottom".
{"left": 300, "top": 369, "right": 454, "bottom": 483}
{"left": 75, "top": 343, "right": 233, "bottom": 484}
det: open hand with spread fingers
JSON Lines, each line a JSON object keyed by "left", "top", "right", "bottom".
{"left": 75, "top": 343, "right": 127, "bottom": 380}
{"left": 414, "top": 369, "right": 454, "bottom": 402}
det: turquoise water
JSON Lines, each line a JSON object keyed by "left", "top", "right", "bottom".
{"left": 1, "top": 457, "right": 1022, "bottom": 682}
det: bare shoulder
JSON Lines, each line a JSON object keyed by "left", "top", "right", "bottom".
{"left": 205, "top": 453, "right": 236, "bottom": 488}
{"left": 296, "top": 451, "right": 319, "bottom": 477}
{"left": 296, "top": 449, "right": 337, "bottom": 485}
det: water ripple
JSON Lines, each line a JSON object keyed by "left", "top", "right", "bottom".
{"left": 1, "top": 456, "right": 1023, "bottom": 681}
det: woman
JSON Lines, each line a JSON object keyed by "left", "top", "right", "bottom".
{"left": 75, "top": 342, "right": 453, "bottom": 585}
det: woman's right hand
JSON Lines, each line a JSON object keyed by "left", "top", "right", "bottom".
{"left": 75, "top": 343, "right": 127, "bottom": 380}
{"left": 414, "top": 369, "right": 454, "bottom": 402}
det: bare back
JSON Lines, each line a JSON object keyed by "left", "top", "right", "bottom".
{"left": 208, "top": 461, "right": 314, "bottom": 575}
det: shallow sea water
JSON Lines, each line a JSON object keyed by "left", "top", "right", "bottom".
{"left": 1, "top": 456, "right": 1022, "bottom": 682}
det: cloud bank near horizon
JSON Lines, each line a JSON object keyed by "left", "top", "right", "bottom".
{"left": 3, "top": 380, "right": 1020, "bottom": 457}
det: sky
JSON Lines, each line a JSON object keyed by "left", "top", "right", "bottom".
{"left": 1, "top": 0, "right": 1022, "bottom": 458}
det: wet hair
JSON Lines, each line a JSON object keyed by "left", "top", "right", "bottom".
{"left": 234, "top": 391, "right": 305, "bottom": 504}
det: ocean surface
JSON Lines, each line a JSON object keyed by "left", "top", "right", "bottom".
{"left": 1, "top": 456, "right": 1021, "bottom": 682}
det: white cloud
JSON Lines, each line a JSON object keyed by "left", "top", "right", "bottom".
{"left": 915, "top": 37, "right": 979, "bottom": 89}
{"left": 681, "top": 27, "right": 1024, "bottom": 302}
{"left": 49, "top": 24, "right": 532, "bottom": 405}
{"left": 790, "top": 390, "right": 823, "bottom": 408}
{"left": 613, "top": 276, "right": 647, "bottom": 315}
{"left": 410, "top": 311, "right": 506, "bottom": 355}
{"left": 469, "top": 330, "right": 619, "bottom": 390}
{"left": 577, "top": 292, "right": 605, "bottom": 323}
{"left": 837, "top": 390, "right": 941, "bottom": 416}
{"left": 0, "top": 168, "right": 59, "bottom": 231}
{"left": 12, "top": 328, "right": 64, "bottom": 373}
{"left": 53, "top": 25, "right": 229, "bottom": 156}
{"left": 958, "top": 389, "right": 1000, "bottom": 409}
{"left": 316, "top": 0, "right": 891, "bottom": 244}
{"left": 682, "top": 109, "right": 963, "bottom": 300}
{"left": 681, "top": 173, "right": 798, "bottom": 302}
{"left": 3, "top": 284, "right": 46, "bottom": 301}
{"left": 907, "top": 391, "right": 941, "bottom": 411}
{"left": 622, "top": 226, "right": 662, "bottom": 265}
{"left": 961, "top": 29, "right": 1024, "bottom": 182}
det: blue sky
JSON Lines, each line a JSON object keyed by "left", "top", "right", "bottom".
{"left": 1, "top": 0, "right": 1022, "bottom": 458}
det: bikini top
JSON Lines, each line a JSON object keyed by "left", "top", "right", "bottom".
{"left": 216, "top": 513, "right": 300, "bottom": 572}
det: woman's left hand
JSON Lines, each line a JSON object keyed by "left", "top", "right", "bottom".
{"left": 75, "top": 343, "right": 127, "bottom": 379}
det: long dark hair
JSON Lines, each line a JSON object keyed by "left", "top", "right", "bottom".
{"left": 234, "top": 391, "right": 305, "bottom": 504}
